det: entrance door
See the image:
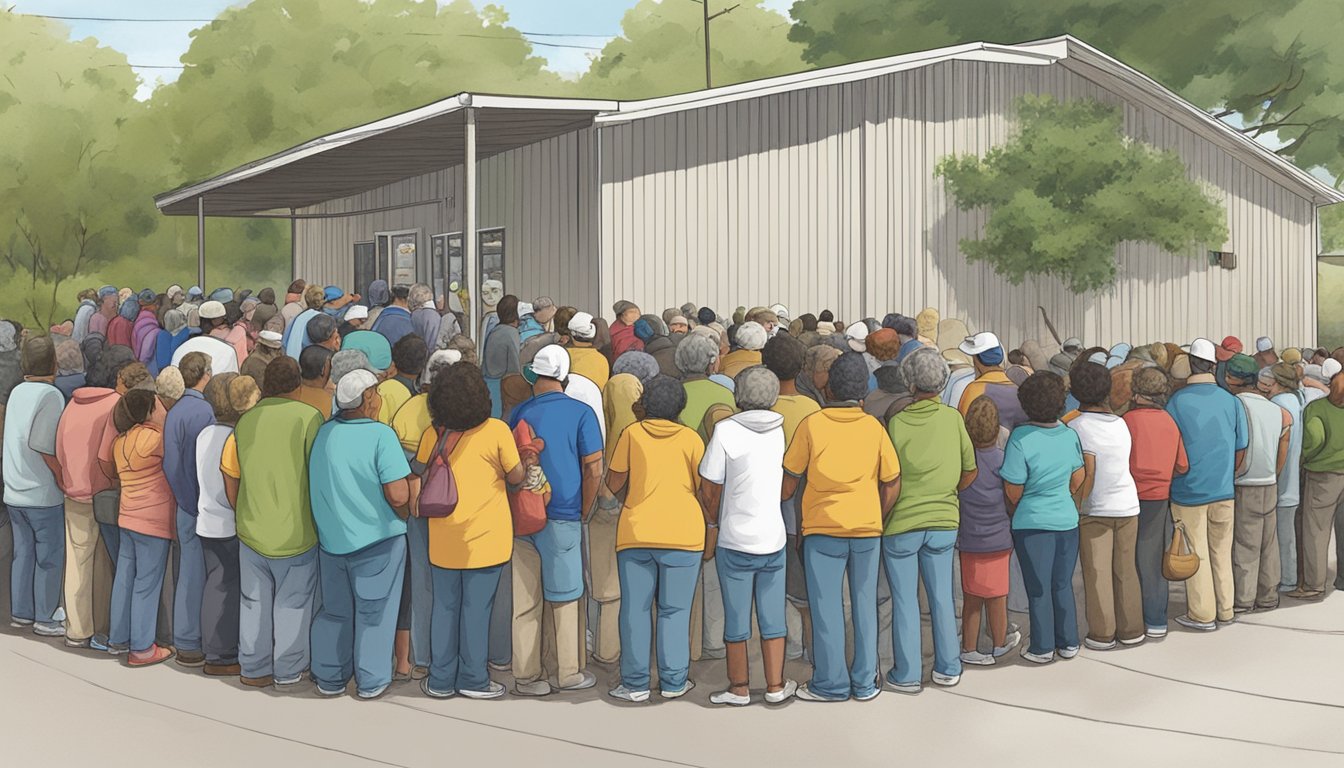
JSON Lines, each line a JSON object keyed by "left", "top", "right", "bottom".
{"left": 375, "top": 229, "right": 420, "bottom": 287}
{"left": 353, "top": 241, "right": 379, "bottom": 295}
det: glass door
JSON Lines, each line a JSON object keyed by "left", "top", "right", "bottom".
{"left": 375, "top": 229, "right": 420, "bottom": 287}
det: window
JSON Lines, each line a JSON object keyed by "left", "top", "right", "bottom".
{"left": 375, "top": 230, "right": 420, "bottom": 288}
{"left": 353, "top": 241, "right": 379, "bottom": 294}
{"left": 440, "top": 228, "right": 506, "bottom": 292}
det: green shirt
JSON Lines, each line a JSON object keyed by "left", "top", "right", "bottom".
{"left": 227, "top": 397, "right": 324, "bottom": 558}
{"left": 1301, "top": 397, "right": 1344, "bottom": 474}
{"left": 884, "top": 398, "right": 975, "bottom": 536}
{"left": 678, "top": 378, "right": 737, "bottom": 443}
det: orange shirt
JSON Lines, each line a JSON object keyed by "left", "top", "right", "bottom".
{"left": 112, "top": 423, "right": 176, "bottom": 539}
{"left": 289, "top": 385, "right": 332, "bottom": 418}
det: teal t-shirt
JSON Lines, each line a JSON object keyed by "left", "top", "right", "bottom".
{"left": 308, "top": 417, "right": 411, "bottom": 555}
{"left": 1000, "top": 422, "right": 1084, "bottom": 531}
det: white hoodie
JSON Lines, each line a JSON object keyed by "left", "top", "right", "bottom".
{"left": 699, "top": 409, "right": 787, "bottom": 554}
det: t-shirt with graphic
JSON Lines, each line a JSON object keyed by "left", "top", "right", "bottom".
{"left": 783, "top": 406, "right": 900, "bottom": 538}
{"left": 609, "top": 418, "right": 706, "bottom": 552}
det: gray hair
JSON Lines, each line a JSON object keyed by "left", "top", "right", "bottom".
{"left": 155, "top": 366, "right": 185, "bottom": 401}
{"left": 874, "top": 361, "right": 906, "bottom": 394}
{"left": 735, "top": 321, "right": 768, "bottom": 351}
{"left": 828, "top": 352, "right": 871, "bottom": 402}
{"left": 163, "top": 308, "right": 188, "bottom": 335}
{"left": 900, "top": 347, "right": 950, "bottom": 394}
{"left": 409, "top": 283, "right": 434, "bottom": 307}
{"left": 613, "top": 350, "right": 660, "bottom": 384}
{"left": 674, "top": 334, "right": 719, "bottom": 376}
{"left": 734, "top": 366, "right": 780, "bottom": 411}
{"left": 330, "top": 349, "right": 373, "bottom": 385}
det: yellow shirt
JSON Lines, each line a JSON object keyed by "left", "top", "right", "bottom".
{"left": 415, "top": 419, "right": 521, "bottom": 569}
{"left": 602, "top": 374, "right": 643, "bottom": 464}
{"left": 391, "top": 393, "right": 432, "bottom": 454}
{"left": 376, "top": 378, "right": 415, "bottom": 425}
{"left": 783, "top": 407, "right": 901, "bottom": 538}
{"left": 568, "top": 346, "right": 610, "bottom": 391}
{"left": 772, "top": 394, "right": 821, "bottom": 448}
{"left": 609, "top": 419, "right": 706, "bottom": 552}
{"left": 720, "top": 349, "right": 762, "bottom": 379}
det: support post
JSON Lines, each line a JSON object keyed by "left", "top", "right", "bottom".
{"left": 196, "top": 196, "right": 206, "bottom": 289}
{"left": 290, "top": 208, "right": 297, "bottom": 282}
{"left": 464, "top": 105, "right": 478, "bottom": 345}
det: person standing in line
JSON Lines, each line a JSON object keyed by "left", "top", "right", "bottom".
{"left": 1290, "top": 369, "right": 1344, "bottom": 599}
{"left": 481, "top": 296, "right": 522, "bottom": 420}
{"left": 371, "top": 284, "right": 416, "bottom": 348}
{"left": 957, "top": 332, "right": 1028, "bottom": 429}
{"left": 220, "top": 356, "right": 324, "bottom": 688}
{"left": 565, "top": 312, "right": 611, "bottom": 391}
{"left": 88, "top": 286, "right": 119, "bottom": 339}
{"left": 1260, "top": 363, "right": 1304, "bottom": 595}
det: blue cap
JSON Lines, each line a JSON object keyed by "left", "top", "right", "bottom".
{"left": 187, "top": 285, "right": 203, "bottom": 297}
{"left": 324, "top": 285, "right": 345, "bottom": 303}
{"left": 137, "top": 288, "right": 157, "bottom": 304}
{"left": 341, "top": 330, "right": 392, "bottom": 371}
{"left": 209, "top": 287, "right": 234, "bottom": 304}
{"left": 97, "top": 285, "right": 118, "bottom": 299}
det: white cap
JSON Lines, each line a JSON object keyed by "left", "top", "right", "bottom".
{"left": 567, "top": 311, "right": 596, "bottom": 340}
{"left": 769, "top": 303, "right": 790, "bottom": 322}
{"left": 667, "top": 314, "right": 689, "bottom": 329}
{"left": 844, "top": 321, "right": 869, "bottom": 353}
{"left": 257, "top": 330, "right": 282, "bottom": 348}
{"left": 344, "top": 305, "right": 369, "bottom": 321}
{"left": 958, "top": 331, "right": 1001, "bottom": 356}
{"left": 335, "top": 368, "right": 379, "bottom": 410}
{"left": 198, "top": 300, "right": 226, "bottom": 320}
{"left": 1255, "top": 336, "right": 1274, "bottom": 353}
{"left": 530, "top": 344, "right": 570, "bottom": 380}
{"left": 1325, "top": 359, "right": 1342, "bottom": 381}
{"left": 1189, "top": 337, "right": 1217, "bottom": 363}
{"left": 517, "top": 301, "right": 535, "bottom": 318}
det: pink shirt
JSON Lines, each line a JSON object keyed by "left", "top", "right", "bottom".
{"left": 54, "top": 388, "right": 122, "bottom": 502}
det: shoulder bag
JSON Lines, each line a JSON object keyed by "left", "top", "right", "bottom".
{"left": 417, "top": 428, "right": 463, "bottom": 518}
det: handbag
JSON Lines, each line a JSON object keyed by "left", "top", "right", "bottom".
{"left": 1162, "top": 519, "right": 1200, "bottom": 581}
{"left": 508, "top": 420, "right": 550, "bottom": 537}
{"left": 417, "top": 429, "right": 464, "bottom": 518}
{"left": 93, "top": 489, "right": 120, "bottom": 527}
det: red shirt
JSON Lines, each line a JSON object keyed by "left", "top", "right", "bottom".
{"left": 1123, "top": 406, "right": 1189, "bottom": 501}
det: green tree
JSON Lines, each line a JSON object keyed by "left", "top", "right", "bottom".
{"left": 936, "top": 96, "right": 1228, "bottom": 293}
{"left": 581, "top": 0, "right": 805, "bottom": 99}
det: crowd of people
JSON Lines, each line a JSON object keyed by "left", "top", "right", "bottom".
{"left": 0, "top": 280, "right": 1341, "bottom": 704}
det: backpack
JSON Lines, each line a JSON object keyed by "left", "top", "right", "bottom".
{"left": 417, "top": 428, "right": 464, "bottom": 518}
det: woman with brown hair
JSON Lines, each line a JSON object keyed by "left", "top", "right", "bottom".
{"left": 958, "top": 396, "right": 1019, "bottom": 665}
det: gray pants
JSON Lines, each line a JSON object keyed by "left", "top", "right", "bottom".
{"left": 405, "top": 515, "right": 433, "bottom": 668}
{"left": 1301, "top": 471, "right": 1344, "bottom": 593}
{"left": 1275, "top": 505, "right": 1298, "bottom": 591}
{"left": 489, "top": 561, "right": 512, "bottom": 666}
{"left": 200, "top": 536, "right": 240, "bottom": 666}
{"left": 1233, "top": 485, "right": 1280, "bottom": 610}
{"left": 239, "top": 542, "right": 318, "bottom": 682}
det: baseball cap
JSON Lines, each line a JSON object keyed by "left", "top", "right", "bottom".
{"left": 323, "top": 286, "right": 346, "bottom": 302}
{"left": 335, "top": 368, "right": 379, "bottom": 410}
{"left": 959, "top": 332, "right": 1002, "bottom": 356}
{"left": 1255, "top": 336, "right": 1274, "bottom": 353}
{"left": 769, "top": 304, "right": 790, "bottom": 323}
{"left": 257, "top": 330, "right": 282, "bottom": 348}
{"left": 1282, "top": 347, "right": 1303, "bottom": 365}
{"left": 1062, "top": 337, "right": 1082, "bottom": 352}
{"left": 1216, "top": 335, "right": 1242, "bottom": 362}
{"left": 198, "top": 300, "right": 226, "bottom": 320}
{"left": 1226, "top": 353, "right": 1259, "bottom": 381}
{"left": 187, "top": 285, "right": 203, "bottom": 298}
{"left": 1188, "top": 337, "right": 1217, "bottom": 363}
{"left": 137, "top": 289, "right": 157, "bottom": 304}
{"left": 517, "top": 301, "right": 535, "bottom": 318}
{"left": 344, "top": 305, "right": 369, "bottom": 321}
{"left": 844, "top": 321, "right": 869, "bottom": 353}
{"left": 1325, "top": 359, "right": 1342, "bottom": 381}
{"left": 526, "top": 344, "right": 570, "bottom": 382}
{"left": 341, "top": 330, "right": 392, "bottom": 372}
{"left": 568, "top": 311, "right": 596, "bottom": 340}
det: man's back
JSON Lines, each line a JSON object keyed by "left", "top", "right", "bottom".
{"left": 510, "top": 391, "right": 602, "bottom": 521}
{"left": 1167, "top": 383, "right": 1248, "bottom": 505}
{"left": 221, "top": 397, "right": 323, "bottom": 558}
{"left": 1235, "top": 392, "right": 1286, "bottom": 487}
{"left": 2, "top": 381, "right": 64, "bottom": 507}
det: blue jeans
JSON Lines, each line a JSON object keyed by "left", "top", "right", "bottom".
{"left": 803, "top": 534, "right": 880, "bottom": 701}
{"left": 405, "top": 515, "right": 433, "bottom": 668}
{"left": 617, "top": 548, "right": 701, "bottom": 692}
{"left": 883, "top": 529, "right": 961, "bottom": 684}
{"left": 518, "top": 519, "right": 584, "bottom": 602}
{"left": 174, "top": 506, "right": 205, "bottom": 652}
{"left": 238, "top": 542, "right": 318, "bottom": 682}
{"left": 428, "top": 562, "right": 504, "bottom": 693}
{"left": 110, "top": 529, "right": 171, "bottom": 652}
{"left": 312, "top": 536, "right": 407, "bottom": 696}
{"left": 8, "top": 504, "right": 66, "bottom": 626}
{"left": 1013, "top": 528, "right": 1080, "bottom": 656}
{"left": 715, "top": 547, "right": 787, "bottom": 642}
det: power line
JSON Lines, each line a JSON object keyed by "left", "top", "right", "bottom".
{"left": 18, "top": 13, "right": 215, "bottom": 23}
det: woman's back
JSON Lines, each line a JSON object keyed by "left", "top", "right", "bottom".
{"left": 1001, "top": 423, "right": 1083, "bottom": 532}
{"left": 113, "top": 422, "right": 175, "bottom": 539}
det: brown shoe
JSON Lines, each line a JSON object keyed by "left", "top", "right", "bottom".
{"left": 1286, "top": 588, "right": 1324, "bottom": 600}
{"left": 240, "top": 674, "right": 274, "bottom": 688}
{"left": 176, "top": 650, "right": 206, "bottom": 668}
{"left": 204, "top": 663, "right": 242, "bottom": 676}
{"left": 128, "top": 644, "right": 175, "bottom": 668}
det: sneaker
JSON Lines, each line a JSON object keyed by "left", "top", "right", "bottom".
{"left": 90, "top": 635, "right": 111, "bottom": 652}
{"left": 33, "top": 622, "right": 65, "bottom": 637}
{"left": 709, "top": 689, "right": 751, "bottom": 706}
{"left": 411, "top": 665, "right": 429, "bottom": 680}
{"left": 931, "top": 671, "right": 960, "bottom": 687}
{"left": 1145, "top": 625, "right": 1168, "bottom": 639}
{"left": 607, "top": 684, "right": 650, "bottom": 703}
{"left": 357, "top": 683, "right": 391, "bottom": 700}
{"left": 960, "top": 649, "right": 995, "bottom": 666}
{"left": 316, "top": 683, "right": 347, "bottom": 697}
{"left": 176, "top": 650, "right": 206, "bottom": 668}
{"left": 106, "top": 642, "right": 130, "bottom": 656}
{"left": 853, "top": 686, "right": 881, "bottom": 702}
{"left": 65, "top": 636, "right": 92, "bottom": 649}
{"left": 660, "top": 680, "right": 695, "bottom": 699}
{"left": 794, "top": 683, "right": 845, "bottom": 702}
{"left": 559, "top": 670, "right": 597, "bottom": 692}
{"left": 1020, "top": 647, "right": 1054, "bottom": 664}
{"left": 420, "top": 678, "right": 456, "bottom": 699}
{"left": 274, "top": 673, "right": 307, "bottom": 687}
{"left": 459, "top": 681, "right": 507, "bottom": 700}
{"left": 1083, "top": 637, "right": 1117, "bottom": 651}
{"left": 1174, "top": 614, "right": 1217, "bottom": 632}
{"left": 993, "top": 630, "right": 1022, "bottom": 657}
{"left": 9, "top": 617, "right": 33, "bottom": 628}
{"left": 1286, "top": 588, "right": 1324, "bottom": 600}
{"left": 764, "top": 680, "right": 798, "bottom": 704}
{"left": 1216, "top": 616, "right": 1237, "bottom": 627}
{"left": 1118, "top": 634, "right": 1145, "bottom": 647}
{"left": 1057, "top": 645, "right": 1080, "bottom": 659}
{"left": 514, "top": 679, "right": 553, "bottom": 697}
{"left": 128, "top": 644, "right": 175, "bottom": 668}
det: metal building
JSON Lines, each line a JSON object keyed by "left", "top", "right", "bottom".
{"left": 155, "top": 36, "right": 1344, "bottom": 345}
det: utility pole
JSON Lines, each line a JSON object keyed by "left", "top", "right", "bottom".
{"left": 690, "top": 0, "right": 740, "bottom": 89}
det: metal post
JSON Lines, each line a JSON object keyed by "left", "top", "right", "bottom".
{"left": 464, "top": 105, "right": 478, "bottom": 345}
{"left": 196, "top": 196, "right": 206, "bottom": 289}
{"left": 290, "top": 208, "right": 297, "bottom": 282}
{"left": 702, "top": 0, "right": 712, "bottom": 89}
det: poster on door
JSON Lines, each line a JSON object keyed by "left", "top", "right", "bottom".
{"left": 392, "top": 234, "right": 417, "bottom": 286}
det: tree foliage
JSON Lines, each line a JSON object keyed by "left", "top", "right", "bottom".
{"left": 936, "top": 96, "right": 1228, "bottom": 293}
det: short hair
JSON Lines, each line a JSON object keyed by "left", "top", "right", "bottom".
{"left": 409, "top": 283, "right": 433, "bottom": 307}
{"left": 299, "top": 345, "right": 334, "bottom": 381}
{"left": 178, "top": 351, "right": 212, "bottom": 389}
{"left": 287, "top": 279, "right": 306, "bottom": 294}
{"left": 21, "top": 336, "right": 55, "bottom": 376}
{"left": 900, "top": 347, "right": 950, "bottom": 393}
{"left": 554, "top": 306, "right": 577, "bottom": 336}
{"left": 735, "top": 321, "right": 768, "bottom": 351}
{"left": 428, "top": 361, "right": 491, "bottom": 432}
{"left": 697, "top": 307, "right": 717, "bottom": 326}
{"left": 612, "top": 350, "right": 660, "bottom": 384}
{"left": 306, "top": 314, "right": 337, "bottom": 345}
{"left": 1018, "top": 371, "right": 1067, "bottom": 423}
{"left": 798, "top": 313, "right": 818, "bottom": 332}
{"left": 674, "top": 334, "right": 719, "bottom": 376}
{"left": 302, "top": 284, "right": 326, "bottom": 310}
{"left": 496, "top": 295, "right": 519, "bottom": 325}
{"left": 391, "top": 284, "right": 411, "bottom": 301}
{"left": 865, "top": 328, "right": 902, "bottom": 361}
{"left": 444, "top": 333, "right": 479, "bottom": 366}
{"left": 55, "top": 339, "right": 84, "bottom": 375}
{"left": 827, "top": 352, "right": 870, "bottom": 402}
{"left": 761, "top": 334, "right": 804, "bottom": 382}
{"left": 640, "top": 375, "right": 687, "bottom": 421}
{"left": 392, "top": 334, "right": 428, "bottom": 376}
{"left": 262, "top": 356, "right": 302, "bottom": 397}
{"left": 964, "top": 395, "right": 1000, "bottom": 447}
{"left": 1070, "top": 361, "right": 1112, "bottom": 407}
{"left": 1189, "top": 355, "right": 1215, "bottom": 376}
{"left": 874, "top": 363, "right": 906, "bottom": 394}
{"left": 87, "top": 345, "right": 135, "bottom": 389}
{"left": 734, "top": 367, "right": 780, "bottom": 411}
{"left": 155, "top": 366, "right": 185, "bottom": 402}
{"left": 203, "top": 372, "right": 241, "bottom": 422}
{"left": 1130, "top": 366, "right": 1171, "bottom": 402}
{"left": 118, "top": 361, "right": 152, "bottom": 391}
{"left": 818, "top": 309, "right": 834, "bottom": 323}
{"left": 113, "top": 389, "right": 157, "bottom": 434}
{"left": 330, "top": 350, "right": 372, "bottom": 385}
{"left": 1007, "top": 349, "right": 1028, "bottom": 367}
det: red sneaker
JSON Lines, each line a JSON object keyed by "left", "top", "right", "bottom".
{"left": 128, "top": 644, "right": 176, "bottom": 668}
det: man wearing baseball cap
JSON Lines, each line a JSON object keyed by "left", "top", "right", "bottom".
{"left": 956, "top": 331, "right": 1027, "bottom": 430}
{"left": 171, "top": 301, "right": 240, "bottom": 374}
{"left": 1164, "top": 338, "right": 1248, "bottom": 631}
{"left": 1214, "top": 335, "right": 1242, "bottom": 390}
{"left": 507, "top": 344, "right": 604, "bottom": 697}
{"left": 566, "top": 311, "right": 610, "bottom": 390}
{"left": 240, "top": 329, "right": 284, "bottom": 390}
{"left": 1253, "top": 336, "right": 1278, "bottom": 369}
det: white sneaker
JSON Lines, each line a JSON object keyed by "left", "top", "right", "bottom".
{"left": 794, "top": 683, "right": 844, "bottom": 702}
{"left": 660, "top": 680, "right": 695, "bottom": 699}
{"left": 316, "top": 683, "right": 346, "bottom": 697}
{"left": 420, "top": 679, "right": 456, "bottom": 699}
{"left": 1057, "top": 645, "right": 1080, "bottom": 659}
{"left": 558, "top": 670, "right": 596, "bottom": 691}
{"left": 993, "top": 630, "right": 1022, "bottom": 657}
{"left": 1119, "top": 634, "right": 1145, "bottom": 647}
{"left": 931, "top": 671, "right": 960, "bottom": 687}
{"left": 1174, "top": 614, "right": 1216, "bottom": 632}
{"left": 33, "top": 622, "right": 65, "bottom": 638}
{"left": 883, "top": 678, "right": 921, "bottom": 695}
{"left": 1145, "top": 625, "right": 1168, "bottom": 639}
{"left": 960, "top": 650, "right": 995, "bottom": 666}
{"left": 459, "top": 681, "right": 507, "bottom": 700}
{"left": 1020, "top": 647, "right": 1054, "bottom": 664}
{"left": 608, "top": 684, "right": 650, "bottom": 703}
{"left": 764, "top": 680, "right": 797, "bottom": 704}
{"left": 514, "top": 679, "right": 553, "bottom": 697}
{"left": 709, "top": 689, "right": 751, "bottom": 706}
{"left": 1083, "top": 637, "right": 1117, "bottom": 651}
{"left": 853, "top": 686, "right": 881, "bottom": 702}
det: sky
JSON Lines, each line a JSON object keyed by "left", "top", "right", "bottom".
{"left": 14, "top": 0, "right": 794, "bottom": 100}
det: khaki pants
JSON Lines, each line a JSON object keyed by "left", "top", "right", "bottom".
{"left": 1170, "top": 500, "right": 1236, "bottom": 623}
{"left": 1301, "top": 471, "right": 1344, "bottom": 592}
{"left": 512, "top": 538, "right": 585, "bottom": 688}
{"left": 586, "top": 507, "right": 621, "bottom": 663}
{"left": 62, "top": 498, "right": 113, "bottom": 641}
{"left": 1079, "top": 516, "right": 1143, "bottom": 643}
{"left": 1232, "top": 485, "right": 1280, "bottom": 610}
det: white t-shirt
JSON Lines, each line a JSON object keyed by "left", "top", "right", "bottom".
{"left": 565, "top": 373, "right": 607, "bottom": 443}
{"left": 1068, "top": 411, "right": 1140, "bottom": 517}
{"left": 699, "top": 411, "right": 787, "bottom": 555}
{"left": 172, "top": 335, "right": 239, "bottom": 375}
{"left": 195, "top": 424, "right": 236, "bottom": 538}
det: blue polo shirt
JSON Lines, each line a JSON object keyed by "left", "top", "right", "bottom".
{"left": 1166, "top": 381, "right": 1248, "bottom": 505}
{"left": 371, "top": 305, "right": 414, "bottom": 348}
{"left": 509, "top": 391, "right": 603, "bottom": 521}
{"left": 163, "top": 388, "right": 216, "bottom": 517}
{"left": 308, "top": 417, "right": 410, "bottom": 556}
